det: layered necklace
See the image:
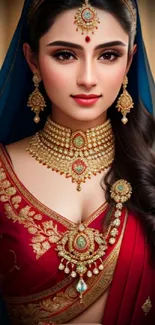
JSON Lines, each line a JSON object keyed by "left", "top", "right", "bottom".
{"left": 27, "top": 117, "right": 132, "bottom": 303}
{"left": 28, "top": 116, "right": 115, "bottom": 191}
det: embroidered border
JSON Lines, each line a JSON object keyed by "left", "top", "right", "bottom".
{"left": 0, "top": 146, "right": 108, "bottom": 228}
{"left": 4, "top": 210, "right": 128, "bottom": 325}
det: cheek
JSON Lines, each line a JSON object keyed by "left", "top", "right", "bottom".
{"left": 99, "top": 62, "right": 127, "bottom": 104}
{"left": 39, "top": 57, "right": 68, "bottom": 94}
{"left": 103, "top": 65, "right": 126, "bottom": 101}
{"left": 102, "top": 64, "right": 127, "bottom": 89}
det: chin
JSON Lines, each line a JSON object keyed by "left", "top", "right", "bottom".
{"left": 68, "top": 110, "right": 106, "bottom": 122}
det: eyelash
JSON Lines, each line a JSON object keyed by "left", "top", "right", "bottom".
{"left": 52, "top": 50, "right": 122, "bottom": 62}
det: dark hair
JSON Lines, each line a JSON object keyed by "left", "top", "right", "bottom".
{"left": 28, "top": 0, "right": 155, "bottom": 253}
{"left": 28, "top": 0, "right": 136, "bottom": 53}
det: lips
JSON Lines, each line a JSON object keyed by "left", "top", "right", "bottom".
{"left": 71, "top": 94, "right": 102, "bottom": 107}
{"left": 71, "top": 94, "right": 101, "bottom": 99}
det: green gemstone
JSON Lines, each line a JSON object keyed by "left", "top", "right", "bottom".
{"left": 83, "top": 9, "right": 93, "bottom": 21}
{"left": 118, "top": 185, "right": 124, "bottom": 191}
{"left": 75, "top": 165, "right": 84, "bottom": 173}
{"left": 84, "top": 11, "right": 91, "bottom": 18}
{"left": 74, "top": 135, "right": 84, "bottom": 148}
{"left": 77, "top": 236, "right": 87, "bottom": 249}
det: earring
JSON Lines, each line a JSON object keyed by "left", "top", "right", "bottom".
{"left": 27, "top": 73, "right": 46, "bottom": 123}
{"left": 116, "top": 76, "right": 134, "bottom": 125}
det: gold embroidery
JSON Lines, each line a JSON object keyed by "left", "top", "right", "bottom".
{"left": 6, "top": 289, "right": 76, "bottom": 325}
{"left": 4, "top": 210, "right": 128, "bottom": 325}
{"left": 6, "top": 253, "right": 117, "bottom": 325}
{"left": 0, "top": 166, "right": 61, "bottom": 259}
{"left": 0, "top": 148, "right": 127, "bottom": 324}
{"left": 142, "top": 296, "right": 152, "bottom": 315}
{"left": 5, "top": 186, "right": 17, "bottom": 196}
{"left": 11, "top": 195, "right": 22, "bottom": 209}
{"left": 4, "top": 203, "right": 61, "bottom": 259}
{"left": 0, "top": 168, "right": 7, "bottom": 181}
{"left": 1, "top": 180, "right": 11, "bottom": 188}
{"left": 0, "top": 195, "right": 9, "bottom": 202}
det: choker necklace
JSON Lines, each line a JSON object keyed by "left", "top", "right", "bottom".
{"left": 28, "top": 116, "right": 115, "bottom": 191}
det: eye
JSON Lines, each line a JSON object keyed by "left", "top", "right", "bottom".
{"left": 52, "top": 50, "right": 76, "bottom": 61}
{"left": 99, "top": 50, "right": 121, "bottom": 62}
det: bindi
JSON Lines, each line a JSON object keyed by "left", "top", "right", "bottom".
{"left": 85, "top": 36, "right": 91, "bottom": 43}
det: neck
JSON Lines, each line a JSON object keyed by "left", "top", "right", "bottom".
{"left": 50, "top": 108, "right": 107, "bottom": 132}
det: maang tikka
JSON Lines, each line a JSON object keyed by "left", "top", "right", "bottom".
{"left": 74, "top": 0, "right": 100, "bottom": 42}
{"left": 27, "top": 73, "right": 46, "bottom": 123}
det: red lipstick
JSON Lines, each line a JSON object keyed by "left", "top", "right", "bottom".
{"left": 71, "top": 94, "right": 101, "bottom": 107}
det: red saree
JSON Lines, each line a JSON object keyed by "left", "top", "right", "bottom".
{"left": 0, "top": 145, "right": 154, "bottom": 325}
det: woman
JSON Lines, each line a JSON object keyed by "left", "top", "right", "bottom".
{"left": 0, "top": 0, "right": 155, "bottom": 324}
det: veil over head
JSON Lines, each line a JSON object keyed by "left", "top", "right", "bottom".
{"left": 0, "top": 0, "right": 154, "bottom": 144}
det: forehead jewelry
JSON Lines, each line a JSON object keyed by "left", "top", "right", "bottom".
{"left": 74, "top": 0, "right": 100, "bottom": 43}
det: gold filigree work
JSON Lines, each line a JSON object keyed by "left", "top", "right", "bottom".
{"left": 28, "top": 117, "right": 115, "bottom": 191}
{"left": 142, "top": 296, "right": 152, "bottom": 315}
{"left": 4, "top": 212, "right": 127, "bottom": 325}
{"left": 74, "top": 0, "right": 100, "bottom": 35}
{"left": 4, "top": 203, "right": 61, "bottom": 259}
{"left": 0, "top": 166, "right": 61, "bottom": 259}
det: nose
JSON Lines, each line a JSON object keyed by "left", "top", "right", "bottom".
{"left": 77, "top": 59, "right": 97, "bottom": 90}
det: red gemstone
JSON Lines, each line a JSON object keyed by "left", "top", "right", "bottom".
{"left": 72, "top": 159, "right": 87, "bottom": 175}
{"left": 85, "top": 36, "right": 91, "bottom": 43}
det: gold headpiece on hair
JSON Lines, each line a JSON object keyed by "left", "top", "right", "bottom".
{"left": 28, "top": 0, "right": 137, "bottom": 32}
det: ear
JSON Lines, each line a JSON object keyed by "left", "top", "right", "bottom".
{"left": 23, "top": 43, "right": 41, "bottom": 76}
{"left": 126, "top": 44, "right": 137, "bottom": 75}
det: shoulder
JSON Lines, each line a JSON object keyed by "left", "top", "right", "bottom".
{"left": 0, "top": 136, "right": 33, "bottom": 174}
{"left": 2, "top": 136, "right": 33, "bottom": 168}
{"left": 5, "top": 136, "right": 33, "bottom": 160}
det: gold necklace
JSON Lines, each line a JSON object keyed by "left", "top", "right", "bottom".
{"left": 27, "top": 116, "right": 115, "bottom": 191}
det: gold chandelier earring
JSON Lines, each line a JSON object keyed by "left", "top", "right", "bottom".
{"left": 116, "top": 76, "right": 134, "bottom": 125}
{"left": 27, "top": 73, "right": 46, "bottom": 124}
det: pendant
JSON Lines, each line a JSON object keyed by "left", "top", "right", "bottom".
{"left": 76, "top": 277, "right": 88, "bottom": 303}
{"left": 56, "top": 223, "right": 107, "bottom": 300}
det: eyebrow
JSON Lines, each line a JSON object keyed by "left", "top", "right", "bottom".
{"left": 47, "top": 40, "right": 127, "bottom": 50}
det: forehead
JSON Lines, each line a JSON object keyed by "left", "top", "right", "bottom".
{"left": 40, "top": 8, "right": 129, "bottom": 46}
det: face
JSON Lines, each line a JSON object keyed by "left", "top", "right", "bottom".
{"left": 26, "top": 8, "right": 133, "bottom": 129}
